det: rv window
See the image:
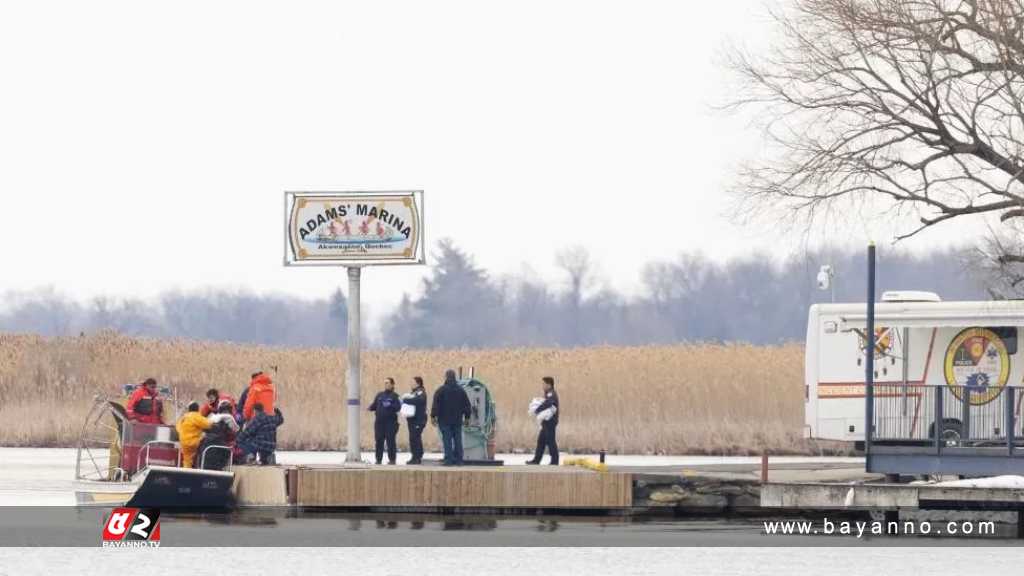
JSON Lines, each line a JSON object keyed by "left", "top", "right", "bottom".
{"left": 992, "top": 327, "right": 1018, "bottom": 355}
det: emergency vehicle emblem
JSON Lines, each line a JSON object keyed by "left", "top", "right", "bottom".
{"left": 944, "top": 327, "right": 1010, "bottom": 406}
{"left": 857, "top": 327, "right": 893, "bottom": 359}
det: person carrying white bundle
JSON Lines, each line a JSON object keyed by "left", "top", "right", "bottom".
{"left": 401, "top": 376, "right": 428, "bottom": 465}
{"left": 528, "top": 398, "right": 556, "bottom": 425}
{"left": 525, "top": 376, "right": 560, "bottom": 465}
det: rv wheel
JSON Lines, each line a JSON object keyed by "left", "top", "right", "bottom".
{"left": 929, "top": 419, "right": 963, "bottom": 447}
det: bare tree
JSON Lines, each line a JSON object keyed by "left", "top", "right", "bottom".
{"left": 555, "top": 246, "right": 593, "bottom": 310}
{"left": 728, "top": 0, "right": 1024, "bottom": 244}
{"left": 554, "top": 246, "right": 594, "bottom": 345}
{"left": 970, "top": 217, "right": 1024, "bottom": 296}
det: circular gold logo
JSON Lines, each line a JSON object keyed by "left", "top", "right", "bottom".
{"left": 944, "top": 327, "right": 1010, "bottom": 406}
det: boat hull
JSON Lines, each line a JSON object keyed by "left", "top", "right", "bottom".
{"left": 74, "top": 481, "right": 136, "bottom": 506}
{"left": 75, "top": 466, "right": 234, "bottom": 508}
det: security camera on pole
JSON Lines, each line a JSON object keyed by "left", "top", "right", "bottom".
{"left": 284, "top": 191, "right": 425, "bottom": 463}
{"left": 817, "top": 264, "right": 835, "bottom": 303}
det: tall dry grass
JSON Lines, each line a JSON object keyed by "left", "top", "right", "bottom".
{"left": 0, "top": 331, "right": 816, "bottom": 455}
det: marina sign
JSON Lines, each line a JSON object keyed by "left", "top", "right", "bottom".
{"left": 284, "top": 191, "right": 425, "bottom": 266}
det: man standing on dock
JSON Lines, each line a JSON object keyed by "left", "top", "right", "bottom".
{"left": 431, "top": 369, "right": 471, "bottom": 466}
{"left": 526, "top": 376, "right": 559, "bottom": 465}
{"left": 369, "top": 377, "right": 402, "bottom": 465}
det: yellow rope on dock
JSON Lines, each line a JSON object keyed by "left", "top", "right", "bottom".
{"left": 562, "top": 458, "right": 608, "bottom": 472}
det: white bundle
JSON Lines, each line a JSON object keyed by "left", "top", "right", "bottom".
{"left": 208, "top": 413, "right": 239, "bottom": 433}
{"left": 528, "top": 397, "right": 544, "bottom": 416}
{"left": 536, "top": 405, "right": 557, "bottom": 423}
{"left": 400, "top": 403, "right": 416, "bottom": 418}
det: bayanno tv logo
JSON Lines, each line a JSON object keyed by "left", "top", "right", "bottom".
{"left": 101, "top": 508, "right": 161, "bottom": 548}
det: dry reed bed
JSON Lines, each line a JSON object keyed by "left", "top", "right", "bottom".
{"left": 0, "top": 332, "right": 813, "bottom": 455}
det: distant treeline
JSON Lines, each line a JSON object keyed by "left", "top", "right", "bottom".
{"left": 0, "top": 240, "right": 985, "bottom": 348}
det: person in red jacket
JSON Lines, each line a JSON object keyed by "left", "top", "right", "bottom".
{"left": 243, "top": 373, "right": 275, "bottom": 422}
{"left": 125, "top": 378, "right": 163, "bottom": 424}
{"left": 200, "top": 388, "right": 236, "bottom": 417}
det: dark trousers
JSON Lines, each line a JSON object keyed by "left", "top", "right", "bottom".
{"left": 533, "top": 421, "right": 559, "bottom": 464}
{"left": 239, "top": 443, "right": 275, "bottom": 465}
{"left": 439, "top": 423, "right": 464, "bottom": 465}
{"left": 408, "top": 421, "right": 425, "bottom": 463}
{"left": 375, "top": 419, "right": 398, "bottom": 464}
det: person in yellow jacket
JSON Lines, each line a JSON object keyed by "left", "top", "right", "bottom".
{"left": 176, "top": 402, "right": 212, "bottom": 468}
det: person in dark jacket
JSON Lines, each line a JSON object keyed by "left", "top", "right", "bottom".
{"left": 237, "top": 403, "right": 284, "bottom": 465}
{"left": 369, "top": 377, "right": 402, "bottom": 465}
{"left": 526, "top": 376, "right": 560, "bottom": 465}
{"left": 402, "top": 376, "right": 428, "bottom": 464}
{"left": 430, "top": 369, "right": 471, "bottom": 466}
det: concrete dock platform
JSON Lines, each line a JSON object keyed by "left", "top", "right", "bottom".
{"left": 230, "top": 459, "right": 879, "bottom": 514}
{"left": 761, "top": 481, "right": 1024, "bottom": 511}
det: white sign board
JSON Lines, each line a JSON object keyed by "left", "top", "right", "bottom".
{"left": 284, "top": 191, "right": 425, "bottom": 266}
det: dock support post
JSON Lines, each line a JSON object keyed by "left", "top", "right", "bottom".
{"left": 344, "top": 266, "right": 363, "bottom": 463}
{"left": 961, "top": 386, "right": 971, "bottom": 445}
{"left": 884, "top": 510, "right": 899, "bottom": 533}
{"left": 1018, "top": 510, "right": 1024, "bottom": 539}
{"left": 761, "top": 453, "right": 768, "bottom": 483}
{"left": 287, "top": 468, "right": 298, "bottom": 505}
{"left": 1006, "top": 387, "right": 1015, "bottom": 457}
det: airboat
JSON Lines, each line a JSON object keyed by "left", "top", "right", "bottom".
{"left": 73, "top": 385, "right": 235, "bottom": 508}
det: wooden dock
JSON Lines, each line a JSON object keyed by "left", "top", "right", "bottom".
{"left": 233, "top": 464, "right": 633, "bottom": 510}
{"left": 230, "top": 460, "right": 880, "bottom": 514}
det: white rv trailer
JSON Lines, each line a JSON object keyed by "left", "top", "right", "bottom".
{"left": 805, "top": 292, "right": 1024, "bottom": 443}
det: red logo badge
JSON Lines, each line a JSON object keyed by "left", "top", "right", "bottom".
{"left": 102, "top": 508, "right": 161, "bottom": 547}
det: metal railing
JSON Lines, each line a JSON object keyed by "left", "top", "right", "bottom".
{"left": 199, "top": 445, "right": 234, "bottom": 471}
{"left": 870, "top": 384, "right": 1024, "bottom": 451}
{"left": 136, "top": 440, "right": 180, "bottom": 472}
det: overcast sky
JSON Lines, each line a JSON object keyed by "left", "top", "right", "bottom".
{"left": 0, "top": 1, "right": 985, "bottom": 323}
